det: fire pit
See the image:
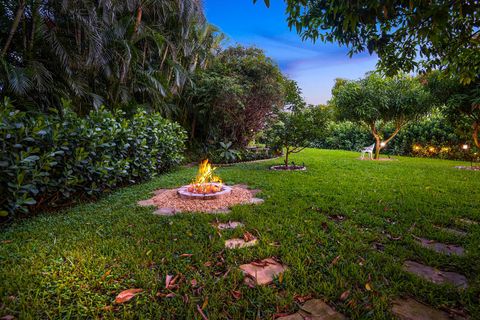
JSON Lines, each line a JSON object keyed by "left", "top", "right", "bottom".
{"left": 177, "top": 160, "right": 232, "bottom": 200}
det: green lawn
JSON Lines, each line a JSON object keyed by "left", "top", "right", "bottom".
{"left": 1, "top": 149, "right": 479, "bottom": 319}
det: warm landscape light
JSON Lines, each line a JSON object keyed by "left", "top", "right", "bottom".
{"left": 428, "top": 146, "right": 435, "bottom": 152}
{"left": 380, "top": 142, "right": 386, "bottom": 147}
{"left": 413, "top": 145, "right": 421, "bottom": 151}
{"left": 462, "top": 144, "right": 469, "bottom": 150}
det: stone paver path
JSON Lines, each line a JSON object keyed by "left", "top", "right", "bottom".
{"left": 456, "top": 218, "right": 478, "bottom": 226}
{"left": 391, "top": 297, "right": 463, "bottom": 320}
{"left": 225, "top": 238, "right": 258, "bottom": 249}
{"left": 414, "top": 237, "right": 465, "bottom": 256}
{"left": 277, "top": 299, "right": 346, "bottom": 320}
{"left": 403, "top": 260, "right": 468, "bottom": 289}
{"left": 433, "top": 225, "right": 467, "bottom": 237}
{"left": 214, "top": 221, "right": 244, "bottom": 230}
{"left": 239, "top": 258, "right": 287, "bottom": 286}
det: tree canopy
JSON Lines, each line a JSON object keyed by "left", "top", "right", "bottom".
{"left": 332, "top": 73, "right": 433, "bottom": 159}
{"left": 0, "top": 0, "right": 221, "bottom": 114}
{"left": 255, "top": 0, "right": 479, "bottom": 84}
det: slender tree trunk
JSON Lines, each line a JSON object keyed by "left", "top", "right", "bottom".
{"left": 370, "top": 122, "right": 381, "bottom": 160}
{"left": 1, "top": 0, "right": 26, "bottom": 57}
{"left": 473, "top": 121, "right": 479, "bottom": 148}
{"left": 284, "top": 148, "right": 289, "bottom": 167}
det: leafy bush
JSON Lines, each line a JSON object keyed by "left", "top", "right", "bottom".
{"left": 313, "top": 114, "right": 477, "bottom": 160}
{"left": 0, "top": 99, "right": 186, "bottom": 219}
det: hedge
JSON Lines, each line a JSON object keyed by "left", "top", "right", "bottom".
{"left": 313, "top": 115, "right": 478, "bottom": 161}
{"left": 0, "top": 99, "right": 186, "bottom": 219}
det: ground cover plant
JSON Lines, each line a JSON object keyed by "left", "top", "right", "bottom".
{"left": 1, "top": 149, "right": 479, "bottom": 319}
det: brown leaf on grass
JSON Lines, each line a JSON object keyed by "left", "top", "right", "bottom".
{"left": 273, "top": 313, "right": 291, "bottom": 319}
{"left": 243, "top": 231, "right": 256, "bottom": 242}
{"left": 1, "top": 316, "right": 15, "bottom": 320}
{"left": 231, "top": 290, "right": 242, "bottom": 300}
{"left": 190, "top": 279, "right": 198, "bottom": 287}
{"left": 365, "top": 283, "right": 372, "bottom": 291}
{"left": 1, "top": 240, "right": 13, "bottom": 244}
{"left": 294, "top": 294, "right": 312, "bottom": 303}
{"left": 201, "top": 297, "right": 209, "bottom": 310}
{"left": 196, "top": 304, "right": 209, "bottom": 320}
{"left": 114, "top": 289, "right": 143, "bottom": 303}
{"left": 101, "top": 270, "right": 111, "bottom": 281}
{"left": 102, "top": 305, "right": 114, "bottom": 311}
{"left": 339, "top": 290, "right": 350, "bottom": 301}
{"left": 203, "top": 261, "right": 212, "bottom": 267}
{"left": 156, "top": 292, "right": 176, "bottom": 298}
{"left": 165, "top": 274, "right": 173, "bottom": 289}
{"left": 330, "top": 255, "right": 341, "bottom": 267}
{"left": 180, "top": 253, "right": 193, "bottom": 258}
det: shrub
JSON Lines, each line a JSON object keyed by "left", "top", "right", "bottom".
{"left": 313, "top": 114, "right": 478, "bottom": 161}
{"left": 0, "top": 99, "right": 186, "bottom": 219}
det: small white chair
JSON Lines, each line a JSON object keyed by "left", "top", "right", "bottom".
{"left": 361, "top": 143, "right": 375, "bottom": 160}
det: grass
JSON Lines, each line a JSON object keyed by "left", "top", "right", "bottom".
{"left": 1, "top": 149, "right": 479, "bottom": 319}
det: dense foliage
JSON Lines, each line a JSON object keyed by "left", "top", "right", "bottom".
{"left": 256, "top": 0, "right": 480, "bottom": 85}
{"left": 424, "top": 72, "right": 480, "bottom": 149}
{"left": 0, "top": 99, "right": 186, "bottom": 219}
{"left": 332, "top": 73, "right": 433, "bottom": 159}
{"left": 0, "top": 0, "right": 219, "bottom": 114}
{"left": 181, "top": 46, "right": 284, "bottom": 148}
{"left": 313, "top": 114, "right": 478, "bottom": 161}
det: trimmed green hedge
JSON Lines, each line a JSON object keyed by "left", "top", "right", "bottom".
{"left": 0, "top": 99, "right": 186, "bottom": 219}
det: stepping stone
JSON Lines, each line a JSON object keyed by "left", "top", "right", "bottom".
{"left": 225, "top": 238, "right": 258, "bottom": 249}
{"left": 433, "top": 225, "right": 467, "bottom": 237}
{"left": 403, "top": 260, "right": 468, "bottom": 289}
{"left": 154, "top": 207, "right": 176, "bottom": 216}
{"left": 215, "top": 221, "right": 244, "bottom": 230}
{"left": 392, "top": 297, "right": 459, "bottom": 320}
{"left": 239, "top": 258, "right": 287, "bottom": 286}
{"left": 414, "top": 237, "right": 464, "bottom": 256}
{"left": 277, "top": 299, "right": 346, "bottom": 320}
{"left": 456, "top": 218, "right": 478, "bottom": 226}
{"left": 250, "top": 197, "right": 264, "bottom": 204}
{"left": 138, "top": 199, "right": 155, "bottom": 207}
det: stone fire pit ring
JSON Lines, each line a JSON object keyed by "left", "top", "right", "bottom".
{"left": 177, "top": 183, "right": 232, "bottom": 200}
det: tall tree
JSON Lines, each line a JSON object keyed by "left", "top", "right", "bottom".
{"left": 332, "top": 73, "right": 433, "bottom": 159}
{"left": 254, "top": 0, "right": 479, "bottom": 85}
{"left": 0, "top": 0, "right": 219, "bottom": 114}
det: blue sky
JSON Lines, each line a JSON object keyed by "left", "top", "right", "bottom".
{"left": 204, "top": 0, "right": 379, "bottom": 105}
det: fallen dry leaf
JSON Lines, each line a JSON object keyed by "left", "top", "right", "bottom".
{"left": 114, "top": 289, "right": 143, "bottom": 303}
{"left": 197, "top": 304, "right": 209, "bottom": 320}
{"left": 365, "top": 283, "right": 372, "bottom": 291}
{"left": 180, "top": 253, "right": 193, "bottom": 258}
{"left": 330, "top": 255, "right": 341, "bottom": 267}
{"left": 243, "top": 231, "right": 256, "bottom": 242}
{"left": 190, "top": 279, "right": 198, "bottom": 287}
{"left": 102, "top": 305, "right": 114, "bottom": 311}
{"left": 294, "top": 294, "right": 312, "bottom": 303}
{"left": 0, "top": 316, "right": 15, "bottom": 320}
{"left": 202, "top": 297, "right": 209, "bottom": 310}
{"left": 1, "top": 240, "right": 13, "bottom": 244}
{"left": 231, "top": 290, "right": 242, "bottom": 300}
{"left": 339, "top": 290, "right": 350, "bottom": 301}
{"left": 203, "top": 261, "right": 212, "bottom": 267}
{"left": 165, "top": 274, "right": 173, "bottom": 289}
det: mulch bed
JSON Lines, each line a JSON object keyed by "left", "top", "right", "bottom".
{"left": 138, "top": 185, "right": 260, "bottom": 214}
{"left": 270, "top": 165, "right": 306, "bottom": 171}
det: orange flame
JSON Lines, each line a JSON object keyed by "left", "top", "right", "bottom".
{"left": 188, "top": 159, "right": 222, "bottom": 194}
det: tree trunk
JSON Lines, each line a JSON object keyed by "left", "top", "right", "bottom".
{"left": 284, "top": 148, "right": 289, "bottom": 167}
{"left": 134, "top": 6, "right": 143, "bottom": 34}
{"left": 473, "top": 121, "right": 479, "bottom": 148}
{"left": 1, "top": 0, "right": 26, "bottom": 57}
{"left": 370, "top": 122, "right": 381, "bottom": 160}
